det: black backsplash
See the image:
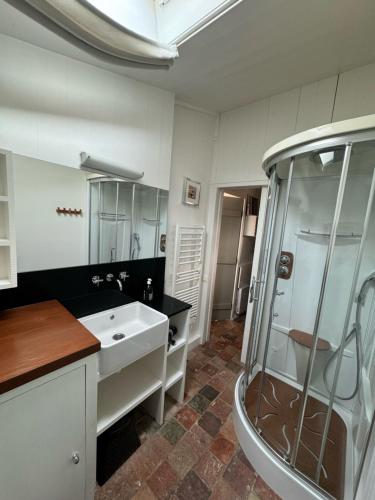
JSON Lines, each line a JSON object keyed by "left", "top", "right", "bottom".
{"left": 0, "top": 257, "right": 165, "bottom": 312}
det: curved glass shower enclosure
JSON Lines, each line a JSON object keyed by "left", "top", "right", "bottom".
{"left": 89, "top": 178, "right": 168, "bottom": 264}
{"left": 238, "top": 126, "right": 375, "bottom": 500}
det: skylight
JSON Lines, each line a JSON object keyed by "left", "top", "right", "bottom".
{"left": 7, "top": 0, "right": 242, "bottom": 68}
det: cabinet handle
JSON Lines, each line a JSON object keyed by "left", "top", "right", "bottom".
{"left": 72, "top": 452, "right": 80, "bottom": 465}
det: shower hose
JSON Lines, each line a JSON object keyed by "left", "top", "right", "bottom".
{"left": 323, "top": 272, "right": 375, "bottom": 400}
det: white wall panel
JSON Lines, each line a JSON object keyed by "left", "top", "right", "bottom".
{"left": 264, "top": 87, "right": 300, "bottom": 150}
{"left": 295, "top": 76, "right": 337, "bottom": 132}
{"left": 0, "top": 35, "right": 174, "bottom": 190}
{"left": 213, "top": 98, "right": 268, "bottom": 183}
{"left": 165, "top": 105, "right": 216, "bottom": 295}
{"left": 333, "top": 61, "right": 375, "bottom": 121}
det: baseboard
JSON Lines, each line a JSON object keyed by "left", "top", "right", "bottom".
{"left": 188, "top": 332, "right": 201, "bottom": 351}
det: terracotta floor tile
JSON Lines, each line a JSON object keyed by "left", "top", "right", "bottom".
{"left": 194, "top": 369, "right": 212, "bottom": 385}
{"left": 194, "top": 451, "right": 225, "bottom": 489}
{"left": 201, "top": 363, "right": 219, "bottom": 377}
{"left": 226, "top": 360, "right": 243, "bottom": 374}
{"left": 209, "top": 478, "right": 241, "bottom": 500}
{"left": 210, "top": 434, "right": 236, "bottom": 464}
{"left": 132, "top": 484, "right": 157, "bottom": 500}
{"left": 175, "top": 470, "right": 211, "bottom": 500}
{"left": 167, "top": 434, "right": 199, "bottom": 478}
{"left": 223, "top": 453, "right": 256, "bottom": 497}
{"left": 175, "top": 405, "right": 199, "bottom": 430}
{"left": 237, "top": 448, "right": 255, "bottom": 471}
{"left": 221, "top": 385, "right": 234, "bottom": 405}
{"left": 210, "top": 398, "right": 232, "bottom": 423}
{"left": 184, "top": 376, "right": 201, "bottom": 400}
{"left": 194, "top": 349, "right": 211, "bottom": 361}
{"left": 225, "top": 345, "right": 240, "bottom": 356}
{"left": 209, "top": 356, "right": 228, "bottom": 370}
{"left": 198, "top": 411, "right": 222, "bottom": 437}
{"left": 183, "top": 424, "right": 213, "bottom": 457}
{"left": 218, "top": 349, "right": 234, "bottom": 362}
{"left": 159, "top": 418, "right": 185, "bottom": 445}
{"left": 252, "top": 476, "right": 281, "bottom": 500}
{"left": 146, "top": 434, "right": 173, "bottom": 464}
{"left": 219, "top": 367, "right": 237, "bottom": 381}
{"left": 147, "top": 461, "right": 179, "bottom": 499}
{"left": 220, "top": 416, "right": 239, "bottom": 445}
{"left": 209, "top": 374, "right": 227, "bottom": 393}
{"left": 199, "top": 384, "right": 220, "bottom": 402}
{"left": 189, "top": 393, "right": 210, "bottom": 414}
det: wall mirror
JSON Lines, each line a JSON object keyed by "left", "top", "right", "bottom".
{"left": 89, "top": 178, "right": 168, "bottom": 264}
{"left": 12, "top": 154, "right": 168, "bottom": 273}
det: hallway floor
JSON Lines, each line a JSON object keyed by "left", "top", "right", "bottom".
{"left": 95, "top": 319, "right": 280, "bottom": 500}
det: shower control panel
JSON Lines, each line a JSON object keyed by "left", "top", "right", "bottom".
{"left": 278, "top": 251, "right": 294, "bottom": 280}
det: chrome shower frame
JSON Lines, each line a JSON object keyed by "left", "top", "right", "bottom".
{"left": 242, "top": 127, "right": 375, "bottom": 499}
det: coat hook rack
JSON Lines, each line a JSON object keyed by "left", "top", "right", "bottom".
{"left": 56, "top": 207, "right": 83, "bottom": 216}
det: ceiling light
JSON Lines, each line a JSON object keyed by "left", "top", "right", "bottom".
{"left": 223, "top": 192, "right": 241, "bottom": 198}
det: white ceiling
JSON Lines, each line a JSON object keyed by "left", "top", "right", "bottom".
{"left": 1, "top": 0, "right": 375, "bottom": 112}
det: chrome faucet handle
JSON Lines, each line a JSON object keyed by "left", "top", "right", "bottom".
{"left": 119, "top": 271, "right": 130, "bottom": 281}
{"left": 92, "top": 275, "right": 104, "bottom": 286}
{"left": 106, "top": 273, "right": 114, "bottom": 282}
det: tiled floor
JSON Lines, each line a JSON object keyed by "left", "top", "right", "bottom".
{"left": 95, "top": 319, "right": 280, "bottom": 500}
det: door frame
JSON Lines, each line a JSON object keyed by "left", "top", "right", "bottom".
{"left": 201, "top": 180, "right": 268, "bottom": 362}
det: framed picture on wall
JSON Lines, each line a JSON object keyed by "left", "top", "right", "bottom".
{"left": 183, "top": 177, "right": 201, "bottom": 206}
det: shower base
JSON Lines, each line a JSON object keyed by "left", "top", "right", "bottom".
{"left": 245, "top": 372, "right": 346, "bottom": 500}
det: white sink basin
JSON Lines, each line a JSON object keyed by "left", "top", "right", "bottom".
{"left": 79, "top": 301, "right": 168, "bottom": 377}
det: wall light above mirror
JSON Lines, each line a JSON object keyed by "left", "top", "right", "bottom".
{"left": 80, "top": 152, "right": 144, "bottom": 180}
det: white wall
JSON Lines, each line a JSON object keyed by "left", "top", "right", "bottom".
{"left": 0, "top": 34, "right": 174, "bottom": 191}
{"left": 13, "top": 155, "right": 88, "bottom": 272}
{"left": 164, "top": 104, "right": 217, "bottom": 340}
{"left": 213, "top": 62, "right": 375, "bottom": 185}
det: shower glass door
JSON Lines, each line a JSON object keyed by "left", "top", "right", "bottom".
{"left": 246, "top": 137, "right": 375, "bottom": 499}
{"left": 247, "top": 146, "right": 347, "bottom": 499}
{"left": 293, "top": 140, "right": 375, "bottom": 497}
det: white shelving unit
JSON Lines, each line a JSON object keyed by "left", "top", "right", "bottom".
{"left": 97, "top": 346, "right": 166, "bottom": 435}
{"left": 0, "top": 149, "right": 17, "bottom": 289}
{"left": 165, "top": 309, "right": 190, "bottom": 403}
{"left": 96, "top": 307, "right": 191, "bottom": 435}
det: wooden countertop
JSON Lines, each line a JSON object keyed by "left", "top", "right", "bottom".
{"left": 0, "top": 300, "right": 100, "bottom": 395}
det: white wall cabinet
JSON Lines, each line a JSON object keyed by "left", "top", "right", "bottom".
{"left": 0, "top": 356, "right": 97, "bottom": 500}
{"left": 0, "top": 149, "right": 16, "bottom": 289}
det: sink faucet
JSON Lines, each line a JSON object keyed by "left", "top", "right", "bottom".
{"left": 106, "top": 273, "right": 123, "bottom": 291}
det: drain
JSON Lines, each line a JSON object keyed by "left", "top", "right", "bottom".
{"left": 112, "top": 333, "right": 126, "bottom": 341}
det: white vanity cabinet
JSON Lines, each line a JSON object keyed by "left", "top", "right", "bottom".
{"left": 0, "top": 355, "right": 97, "bottom": 500}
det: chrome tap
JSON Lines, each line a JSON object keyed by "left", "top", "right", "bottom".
{"left": 106, "top": 273, "right": 123, "bottom": 291}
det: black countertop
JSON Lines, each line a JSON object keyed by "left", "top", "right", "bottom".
{"left": 61, "top": 290, "right": 191, "bottom": 319}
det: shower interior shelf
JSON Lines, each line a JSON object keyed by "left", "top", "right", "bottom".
{"left": 299, "top": 229, "right": 362, "bottom": 239}
{"left": 98, "top": 212, "right": 130, "bottom": 221}
{"left": 142, "top": 218, "right": 161, "bottom": 224}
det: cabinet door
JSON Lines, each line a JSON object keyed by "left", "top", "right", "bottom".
{"left": 0, "top": 366, "right": 86, "bottom": 500}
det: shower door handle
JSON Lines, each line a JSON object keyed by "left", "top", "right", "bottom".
{"left": 249, "top": 276, "right": 259, "bottom": 303}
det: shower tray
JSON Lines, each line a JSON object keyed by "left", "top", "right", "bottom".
{"left": 245, "top": 373, "right": 346, "bottom": 500}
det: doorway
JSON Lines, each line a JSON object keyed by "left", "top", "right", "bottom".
{"left": 211, "top": 187, "right": 262, "bottom": 355}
